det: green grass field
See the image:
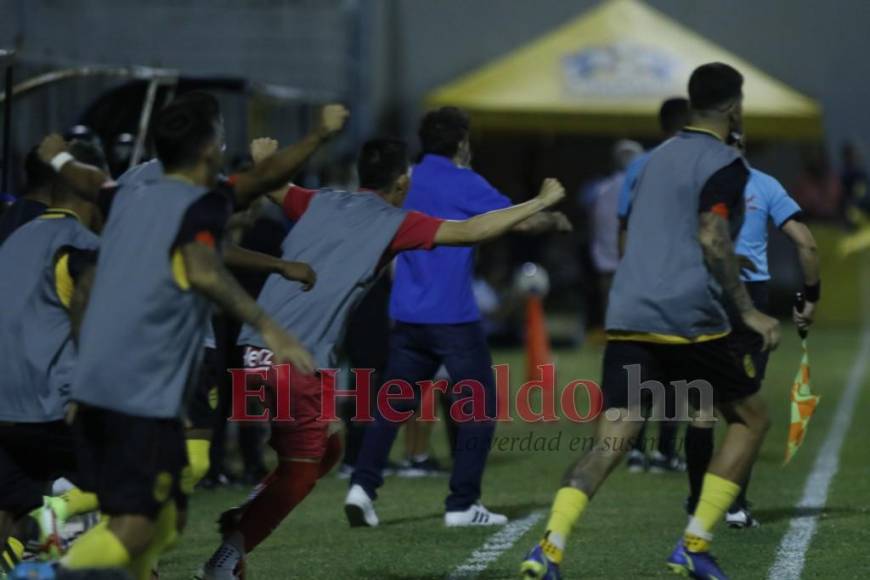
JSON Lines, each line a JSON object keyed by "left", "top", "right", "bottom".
{"left": 160, "top": 326, "right": 869, "bottom": 579}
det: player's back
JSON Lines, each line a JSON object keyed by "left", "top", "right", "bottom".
{"left": 239, "top": 188, "right": 407, "bottom": 368}
{"left": 0, "top": 214, "right": 98, "bottom": 422}
{"left": 73, "top": 178, "right": 214, "bottom": 419}
{"left": 606, "top": 130, "right": 742, "bottom": 339}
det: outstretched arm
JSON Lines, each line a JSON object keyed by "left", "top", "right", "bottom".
{"left": 180, "top": 241, "right": 315, "bottom": 373}
{"left": 513, "top": 211, "right": 573, "bottom": 234}
{"left": 782, "top": 219, "right": 821, "bottom": 330}
{"left": 434, "top": 178, "right": 566, "bottom": 246}
{"left": 231, "top": 105, "right": 349, "bottom": 208}
{"left": 38, "top": 134, "right": 110, "bottom": 200}
{"left": 223, "top": 243, "right": 316, "bottom": 291}
{"left": 698, "top": 212, "right": 780, "bottom": 350}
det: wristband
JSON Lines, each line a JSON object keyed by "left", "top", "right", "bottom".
{"left": 50, "top": 152, "right": 74, "bottom": 173}
{"left": 804, "top": 281, "right": 820, "bottom": 303}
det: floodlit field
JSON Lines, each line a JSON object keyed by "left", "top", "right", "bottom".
{"left": 162, "top": 327, "right": 869, "bottom": 579}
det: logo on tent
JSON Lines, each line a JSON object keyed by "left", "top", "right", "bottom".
{"left": 562, "top": 41, "right": 680, "bottom": 97}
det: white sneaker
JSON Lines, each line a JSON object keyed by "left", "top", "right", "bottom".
{"left": 195, "top": 543, "right": 245, "bottom": 580}
{"left": 344, "top": 484, "right": 379, "bottom": 527}
{"left": 444, "top": 503, "right": 508, "bottom": 527}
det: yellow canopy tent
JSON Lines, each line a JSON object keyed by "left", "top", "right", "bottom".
{"left": 426, "top": 0, "right": 822, "bottom": 139}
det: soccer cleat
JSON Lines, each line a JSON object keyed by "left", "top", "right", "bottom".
{"left": 2, "top": 538, "right": 25, "bottom": 579}
{"left": 725, "top": 506, "right": 759, "bottom": 529}
{"left": 344, "top": 484, "right": 379, "bottom": 528}
{"left": 519, "top": 544, "right": 561, "bottom": 580}
{"left": 648, "top": 451, "right": 687, "bottom": 474}
{"left": 666, "top": 541, "right": 729, "bottom": 579}
{"left": 32, "top": 498, "right": 65, "bottom": 558}
{"left": 626, "top": 449, "right": 646, "bottom": 473}
{"left": 397, "top": 456, "right": 448, "bottom": 478}
{"left": 444, "top": 503, "right": 507, "bottom": 527}
{"left": 195, "top": 543, "right": 245, "bottom": 580}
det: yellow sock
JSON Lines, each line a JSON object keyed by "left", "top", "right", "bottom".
{"left": 61, "top": 521, "right": 131, "bottom": 569}
{"left": 1, "top": 537, "right": 24, "bottom": 574}
{"left": 684, "top": 473, "right": 741, "bottom": 552}
{"left": 541, "top": 487, "right": 589, "bottom": 564}
{"left": 182, "top": 439, "right": 211, "bottom": 494}
{"left": 128, "top": 503, "right": 178, "bottom": 580}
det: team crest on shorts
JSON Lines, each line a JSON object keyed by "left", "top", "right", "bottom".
{"left": 743, "top": 354, "right": 757, "bottom": 378}
{"left": 153, "top": 471, "right": 173, "bottom": 503}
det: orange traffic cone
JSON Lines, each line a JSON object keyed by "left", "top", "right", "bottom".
{"left": 525, "top": 294, "right": 552, "bottom": 381}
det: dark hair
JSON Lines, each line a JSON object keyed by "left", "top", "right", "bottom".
{"left": 688, "top": 63, "right": 743, "bottom": 111}
{"left": 68, "top": 139, "right": 109, "bottom": 172}
{"left": 418, "top": 107, "right": 470, "bottom": 158}
{"left": 24, "top": 146, "right": 55, "bottom": 193}
{"left": 171, "top": 91, "right": 221, "bottom": 121}
{"left": 152, "top": 92, "right": 221, "bottom": 171}
{"left": 658, "top": 97, "right": 690, "bottom": 135}
{"left": 357, "top": 139, "right": 409, "bottom": 191}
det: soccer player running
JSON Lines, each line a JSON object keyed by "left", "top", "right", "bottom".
{"left": 615, "top": 99, "right": 692, "bottom": 474}
{"left": 33, "top": 96, "right": 347, "bottom": 580}
{"left": 0, "top": 141, "right": 108, "bottom": 576}
{"left": 199, "top": 138, "right": 565, "bottom": 578}
{"left": 347, "top": 107, "right": 571, "bottom": 529}
{"left": 683, "top": 136, "right": 820, "bottom": 528}
{"left": 107, "top": 98, "right": 318, "bottom": 499}
{"left": 520, "top": 62, "right": 780, "bottom": 580}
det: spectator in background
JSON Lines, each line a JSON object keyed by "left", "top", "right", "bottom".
{"left": 840, "top": 140, "right": 870, "bottom": 226}
{"left": 591, "top": 140, "right": 643, "bottom": 309}
{"left": 791, "top": 144, "right": 842, "bottom": 220}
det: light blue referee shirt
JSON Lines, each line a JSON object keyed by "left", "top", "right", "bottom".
{"left": 734, "top": 168, "right": 801, "bottom": 282}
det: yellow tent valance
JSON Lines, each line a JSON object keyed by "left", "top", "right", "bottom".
{"left": 426, "top": 0, "right": 822, "bottom": 139}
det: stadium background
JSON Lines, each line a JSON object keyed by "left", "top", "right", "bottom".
{"left": 1, "top": 0, "right": 866, "bottom": 329}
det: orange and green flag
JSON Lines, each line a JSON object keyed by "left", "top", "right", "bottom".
{"left": 784, "top": 337, "right": 820, "bottom": 464}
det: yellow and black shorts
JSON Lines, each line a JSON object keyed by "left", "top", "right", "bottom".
{"left": 72, "top": 405, "right": 188, "bottom": 519}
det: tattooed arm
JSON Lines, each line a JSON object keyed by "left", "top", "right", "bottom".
{"left": 698, "top": 212, "right": 780, "bottom": 350}
{"left": 180, "top": 241, "right": 315, "bottom": 373}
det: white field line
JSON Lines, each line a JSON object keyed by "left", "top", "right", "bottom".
{"left": 767, "top": 263, "right": 870, "bottom": 580}
{"left": 447, "top": 511, "right": 544, "bottom": 579}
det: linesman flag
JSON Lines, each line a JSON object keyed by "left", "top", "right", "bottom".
{"left": 784, "top": 293, "right": 821, "bottom": 465}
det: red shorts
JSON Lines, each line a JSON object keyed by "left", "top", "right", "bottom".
{"left": 241, "top": 346, "right": 328, "bottom": 459}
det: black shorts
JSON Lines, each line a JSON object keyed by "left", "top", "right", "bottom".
{"left": 726, "top": 281, "right": 771, "bottom": 382}
{"left": 0, "top": 421, "right": 78, "bottom": 517}
{"left": 72, "top": 406, "right": 188, "bottom": 519}
{"left": 186, "top": 348, "right": 220, "bottom": 431}
{"left": 601, "top": 336, "right": 761, "bottom": 412}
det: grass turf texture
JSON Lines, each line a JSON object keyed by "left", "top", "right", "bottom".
{"left": 159, "top": 326, "right": 868, "bottom": 579}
